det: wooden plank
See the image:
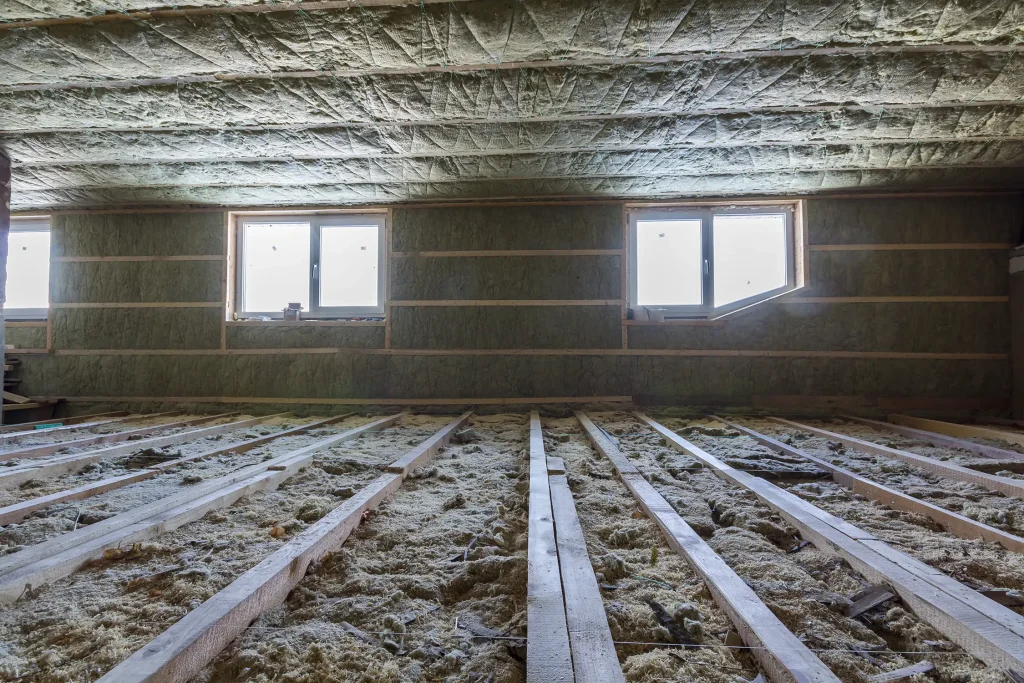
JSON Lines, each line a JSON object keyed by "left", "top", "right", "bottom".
{"left": 96, "top": 413, "right": 462, "bottom": 683}
{"left": 638, "top": 413, "right": 1024, "bottom": 672}
{"left": 52, "top": 255, "right": 224, "bottom": 262}
{"left": 392, "top": 249, "right": 622, "bottom": 257}
{"left": 0, "top": 410, "right": 129, "bottom": 434}
{"left": 0, "top": 411, "right": 174, "bottom": 444}
{"left": 385, "top": 412, "right": 471, "bottom": 476}
{"left": 2, "top": 391, "right": 31, "bottom": 404}
{"left": 0, "top": 411, "right": 235, "bottom": 459}
{"left": 840, "top": 415, "right": 1024, "bottom": 461}
{"left": 0, "top": 414, "right": 403, "bottom": 604}
{"left": 526, "top": 412, "right": 575, "bottom": 683}
{"left": 0, "top": 413, "right": 354, "bottom": 525}
{"left": 546, "top": 456, "right": 566, "bottom": 475}
{"left": 0, "top": 413, "right": 277, "bottom": 490}
{"left": 710, "top": 416, "right": 1024, "bottom": 553}
{"left": 576, "top": 412, "right": 840, "bottom": 683}
{"left": 769, "top": 418, "right": 1024, "bottom": 499}
{"left": 388, "top": 300, "right": 625, "bottom": 307}
{"left": 889, "top": 414, "right": 1024, "bottom": 449}
{"left": 50, "top": 302, "right": 224, "bottom": 308}
{"left": 780, "top": 296, "right": 1009, "bottom": 303}
{"left": 548, "top": 474, "right": 625, "bottom": 683}
{"left": 808, "top": 243, "right": 1013, "bottom": 251}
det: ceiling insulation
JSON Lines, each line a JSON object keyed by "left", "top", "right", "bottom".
{"left": 1, "top": 0, "right": 1022, "bottom": 210}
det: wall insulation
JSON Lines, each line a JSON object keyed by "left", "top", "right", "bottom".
{"left": 4, "top": 195, "right": 1020, "bottom": 410}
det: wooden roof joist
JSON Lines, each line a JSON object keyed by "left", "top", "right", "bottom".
{"left": 634, "top": 413, "right": 1024, "bottom": 673}
{"left": 839, "top": 415, "right": 1024, "bottom": 461}
{"left": 575, "top": 412, "right": 841, "bottom": 683}
{"left": 710, "top": 416, "right": 1024, "bottom": 553}
{"left": 889, "top": 414, "right": 1024, "bottom": 449}
{"left": 0, "top": 412, "right": 355, "bottom": 526}
{"left": 0, "top": 412, "right": 279, "bottom": 490}
{"left": 0, "top": 412, "right": 133, "bottom": 442}
{"left": 15, "top": 166, "right": 1024, "bottom": 211}
{"left": 14, "top": 142, "right": 1024, "bottom": 192}
{"left": 0, "top": 413, "right": 403, "bottom": 605}
{"left": 2, "top": 53, "right": 1021, "bottom": 133}
{"left": 93, "top": 413, "right": 469, "bottom": 683}
{"left": 0, "top": 410, "right": 129, "bottom": 434}
{"left": 769, "top": 417, "right": 1024, "bottom": 499}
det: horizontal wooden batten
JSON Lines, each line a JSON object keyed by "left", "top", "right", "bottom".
{"left": 52, "top": 255, "right": 223, "bottom": 262}
{"left": 391, "top": 249, "right": 623, "bottom": 257}
{"left": 44, "top": 395, "right": 634, "bottom": 406}
{"left": 389, "top": 300, "right": 624, "bottom": 307}
{"left": 780, "top": 296, "right": 1010, "bottom": 304}
{"left": 226, "top": 320, "right": 384, "bottom": 327}
{"left": 20, "top": 348, "right": 1008, "bottom": 359}
{"left": 4, "top": 321, "right": 47, "bottom": 327}
{"left": 807, "top": 243, "right": 1014, "bottom": 251}
{"left": 50, "top": 302, "right": 224, "bottom": 309}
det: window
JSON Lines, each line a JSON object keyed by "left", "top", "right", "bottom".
{"left": 4, "top": 218, "right": 51, "bottom": 320}
{"left": 629, "top": 204, "right": 797, "bottom": 319}
{"left": 236, "top": 214, "right": 385, "bottom": 319}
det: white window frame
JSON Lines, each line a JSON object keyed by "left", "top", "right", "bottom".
{"left": 4, "top": 217, "right": 51, "bottom": 321}
{"left": 628, "top": 203, "right": 797, "bottom": 320}
{"left": 235, "top": 213, "right": 387, "bottom": 320}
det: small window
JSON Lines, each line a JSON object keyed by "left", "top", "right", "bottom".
{"left": 629, "top": 204, "right": 796, "bottom": 319}
{"left": 4, "top": 218, "right": 51, "bottom": 320}
{"left": 236, "top": 214, "right": 385, "bottom": 319}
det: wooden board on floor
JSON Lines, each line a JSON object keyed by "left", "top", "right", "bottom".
{"left": 0, "top": 413, "right": 354, "bottom": 526}
{"left": 0, "top": 411, "right": 234, "bottom": 459}
{"left": 576, "top": 412, "right": 841, "bottom": 683}
{"left": 0, "top": 414, "right": 404, "bottom": 605}
{"left": 710, "top": 416, "right": 1024, "bottom": 554}
{"left": 638, "top": 413, "right": 1024, "bottom": 673}
{"left": 96, "top": 413, "right": 465, "bottom": 683}
{"left": 385, "top": 412, "right": 471, "bottom": 476}
{"left": 0, "top": 411, "right": 129, "bottom": 434}
{"left": 768, "top": 418, "right": 1024, "bottom": 499}
{"left": 526, "top": 411, "right": 575, "bottom": 683}
{"left": 889, "top": 414, "right": 1024, "bottom": 449}
{"left": 549, "top": 473, "right": 625, "bottom": 683}
{"left": 0, "top": 413, "right": 280, "bottom": 490}
{"left": 0, "top": 412, "right": 147, "bottom": 444}
{"left": 841, "top": 415, "right": 1024, "bottom": 461}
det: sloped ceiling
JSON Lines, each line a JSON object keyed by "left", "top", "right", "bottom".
{"left": 1, "top": 0, "right": 1023, "bottom": 210}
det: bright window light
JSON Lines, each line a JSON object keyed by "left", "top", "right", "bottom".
{"left": 242, "top": 222, "right": 310, "bottom": 313}
{"left": 6, "top": 227, "right": 51, "bottom": 313}
{"left": 320, "top": 224, "right": 379, "bottom": 307}
{"left": 636, "top": 219, "right": 702, "bottom": 306}
{"left": 713, "top": 213, "right": 788, "bottom": 307}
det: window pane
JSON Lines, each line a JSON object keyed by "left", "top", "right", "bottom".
{"left": 243, "top": 222, "right": 310, "bottom": 312}
{"left": 713, "top": 213, "right": 787, "bottom": 307}
{"left": 320, "top": 224, "right": 379, "bottom": 307}
{"left": 636, "top": 219, "right": 702, "bottom": 306}
{"left": 6, "top": 230, "right": 50, "bottom": 310}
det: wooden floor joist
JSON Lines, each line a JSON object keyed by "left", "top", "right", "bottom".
{"left": 0, "top": 412, "right": 148, "bottom": 444}
{"left": 889, "top": 415, "right": 1024, "bottom": 449}
{"left": 0, "top": 410, "right": 130, "bottom": 434}
{"left": 0, "top": 413, "right": 354, "bottom": 526}
{"left": 710, "top": 416, "right": 1024, "bottom": 553}
{"left": 0, "top": 411, "right": 223, "bottom": 459}
{"left": 0, "top": 413, "right": 282, "bottom": 490}
{"left": 839, "top": 415, "right": 1024, "bottom": 461}
{"left": 0, "top": 413, "right": 403, "bottom": 605}
{"left": 638, "top": 413, "right": 1024, "bottom": 673}
{"left": 769, "top": 418, "right": 1024, "bottom": 499}
{"left": 97, "top": 412, "right": 468, "bottom": 683}
{"left": 526, "top": 411, "right": 575, "bottom": 683}
{"left": 575, "top": 412, "right": 841, "bottom": 683}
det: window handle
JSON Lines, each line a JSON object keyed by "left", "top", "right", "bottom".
{"left": 312, "top": 264, "right": 318, "bottom": 279}
{"left": 704, "top": 259, "right": 710, "bottom": 275}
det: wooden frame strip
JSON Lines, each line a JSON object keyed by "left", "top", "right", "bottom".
{"left": 51, "top": 255, "right": 223, "bottom": 262}
{"left": 710, "top": 416, "right": 1024, "bottom": 553}
{"left": 3, "top": 321, "right": 47, "bottom": 328}
{"left": 779, "top": 296, "right": 1009, "bottom": 303}
{"left": 769, "top": 417, "right": 1024, "bottom": 499}
{"left": 807, "top": 244, "right": 1014, "bottom": 251}
{"left": 49, "top": 302, "right": 224, "bottom": 309}
{"left": 0, "top": 412, "right": 148, "bottom": 443}
{"left": 526, "top": 410, "right": 575, "bottom": 683}
{"left": 1, "top": 410, "right": 228, "bottom": 459}
{"left": 37, "top": 395, "right": 635, "bottom": 406}
{"left": 96, "top": 412, "right": 464, "bottom": 683}
{"left": 888, "top": 414, "right": 1024, "bottom": 449}
{"left": 0, "top": 413, "right": 275, "bottom": 490}
{"left": 388, "top": 300, "right": 624, "bottom": 307}
{"left": 391, "top": 249, "right": 621, "bottom": 258}
{"left": 636, "top": 413, "right": 1024, "bottom": 672}
{"left": 0, "top": 413, "right": 404, "bottom": 605}
{"left": 0, "top": 413, "right": 354, "bottom": 526}
{"left": 225, "top": 320, "right": 384, "bottom": 327}
{"left": 0, "top": 410, "right": 129, "bottom": 434}
{"left": 548, "top": 472, "right": 625, "bottom": 682}
{"left": 840, "top": 415, "right": 1024, "bottom": 461}
{"left": 575, "top": 412, "right": 839, "bottom": 683}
